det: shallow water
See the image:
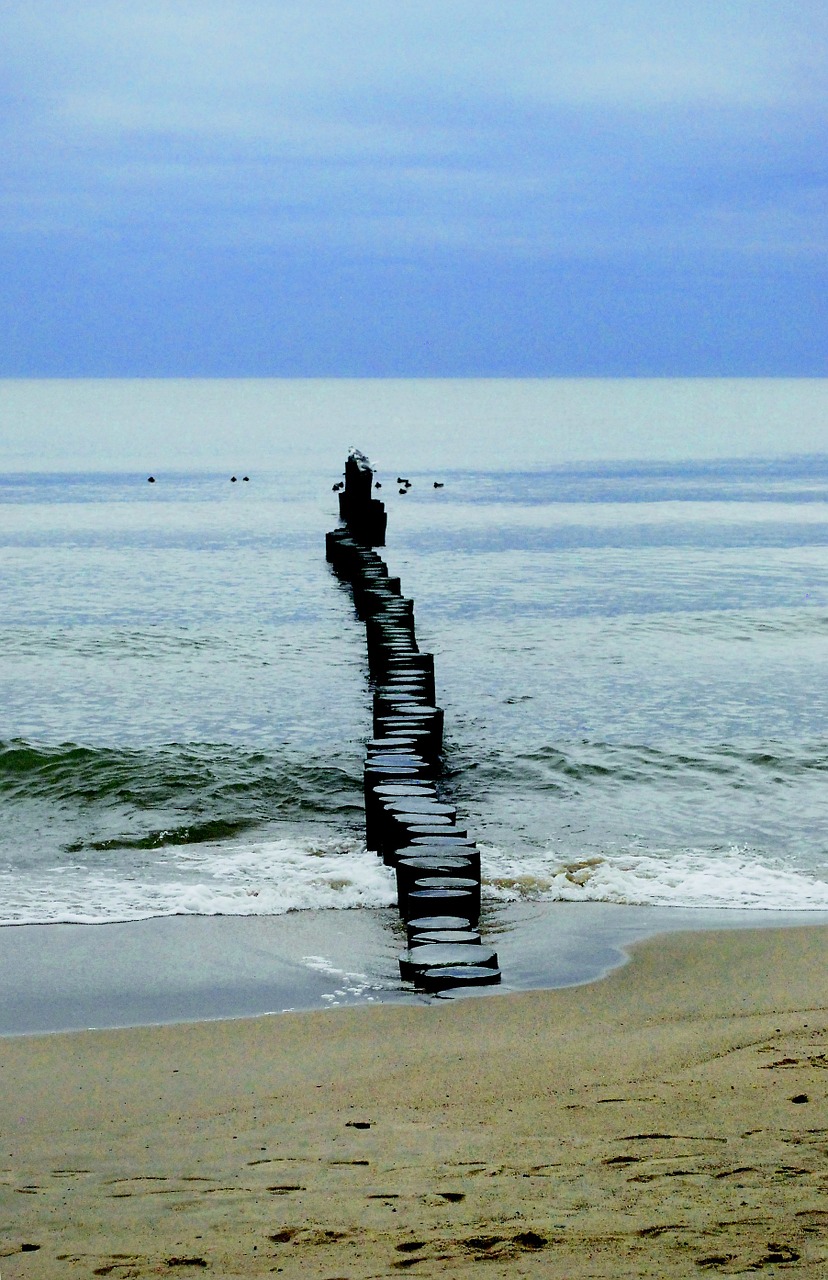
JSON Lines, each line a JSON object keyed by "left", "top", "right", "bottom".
{"left": 1, "top": 447, "right": 827, "bottom": 926}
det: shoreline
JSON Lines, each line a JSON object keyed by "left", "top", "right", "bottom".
{"left": 2, "top": 922, "right": 827, "bottom": 1278}
{"left": 3, "top": 900, "right": 828, "bottom": 1036}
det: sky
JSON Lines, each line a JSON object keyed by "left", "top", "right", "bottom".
{"left": 1, "top": 1, "right": 827, "bottom": 376}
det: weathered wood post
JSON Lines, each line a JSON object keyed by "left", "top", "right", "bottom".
{"left": 327, "top": 450, "right": 501, "bottom": 992}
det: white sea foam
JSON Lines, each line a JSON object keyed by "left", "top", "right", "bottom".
{"left": 301, "top": 954, "right": 380, "bottom": 1004}
{"left": 482, "top": 844, "right": 828, "bottom": 910}
{"left": 0, "top": 835, "right": 397, "bottom": 925}
{"left": 5, "top": 831, "right": 828, "bottom": 925}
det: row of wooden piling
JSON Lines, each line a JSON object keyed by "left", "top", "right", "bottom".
{"left": 326, "top": 451, "right": 501, "bottom": 993}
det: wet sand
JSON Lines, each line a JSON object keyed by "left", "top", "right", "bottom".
{"left": 2, "top": 922, "right": 827, "bottom": 1277}
{"left": 3, "top": 901, "right": 828, "bottom": 1035}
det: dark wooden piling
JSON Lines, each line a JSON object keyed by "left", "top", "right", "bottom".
{"left": 336, "top": 451, "right": 387, "bottom": 546}
{"left": 327, "top": 450, "right": 500, "bottom": 993}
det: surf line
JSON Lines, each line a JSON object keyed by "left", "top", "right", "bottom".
{"left": 326, "top": 450, "right": 501, "bottom": 993}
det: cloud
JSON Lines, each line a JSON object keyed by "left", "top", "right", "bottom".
{"left": 5, "top": 1, "right": 826, "bottom": 160}
{"left": 8, "top": 1, "right": 826, "bottom": 112}
{"left": 1, "top": 1, "right": 826, "bottom": 373}
{"left": 6, "top": 86, "right": 823, "bottom": 264}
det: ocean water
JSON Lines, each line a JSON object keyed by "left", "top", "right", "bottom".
{"left": 1, "top": 395, "right": 827, "bottom": 928}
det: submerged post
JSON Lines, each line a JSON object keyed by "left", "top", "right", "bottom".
{"left": 327, "top": 450, "right": 501, "bottom": 994}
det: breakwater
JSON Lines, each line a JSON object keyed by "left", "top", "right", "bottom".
{"left": 326, "top": 450, "right": 501, "bottom": 993}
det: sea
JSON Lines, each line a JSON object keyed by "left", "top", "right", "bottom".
{"left": 1, "top": 380, "right": 827, "bottom": 943}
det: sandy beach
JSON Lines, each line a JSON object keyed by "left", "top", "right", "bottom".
{"left": 2, "top": 922, "right": 827, "bottom": 1278}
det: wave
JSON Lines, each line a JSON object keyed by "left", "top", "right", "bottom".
{"left": 638, "top": 610, "right": 828, "bottom": 640}
{"left": 449, "top": 740, "right": 828, "bottom": 795}
{"left": 5, "top": 834, "right": 826, "bottom": 926}
{"left": 0, "top": 626, "right": 225, "bottom": 660}
{"left": 0, "top": 835, "right": 396, "bottom": 925}
{"left": 482, "top": 845, "right": 828, "bottom": 911}
{"left": 66, "top": 819, "right": 258, "bottom": 853}
{"left": 4, "top": 738, "right": 827, "bottom": 924}
{"left": 0, "top": 740, "right": 365, "bottom": 862}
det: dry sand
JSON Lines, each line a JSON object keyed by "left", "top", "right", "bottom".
{"left": 2, "top": 924, "right": 827, "bottom": 1278}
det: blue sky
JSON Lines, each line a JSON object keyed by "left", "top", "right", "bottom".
{"left": 2, "top": 1, "right": 826, "bottom": 375}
